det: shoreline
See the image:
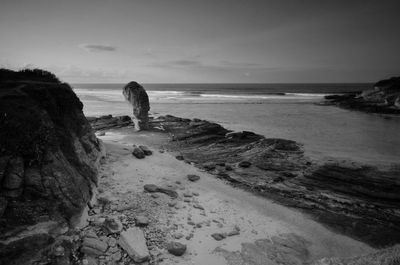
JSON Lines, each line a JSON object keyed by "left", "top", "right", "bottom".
{"left": 91, "top": 127, "right": 373, "bottom": 264}
{"left": 89, "top": 114, "right": 400, "bottom": 249}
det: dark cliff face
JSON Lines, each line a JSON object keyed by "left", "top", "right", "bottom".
{"left": 0, "top": 75, "right": 103, "bottom": 233}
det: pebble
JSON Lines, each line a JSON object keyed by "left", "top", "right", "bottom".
{"left": 173, "top": 233, "right": 184, "bottom": 239}
{"left": 135, "top": 215, "right": 150, "bottom": 226}
{"left": 187, "top": 174, "right": 200, "bottom": 182}
{"left": 168, "top": 201, "right": 177, "bottom": 207}
{"left": 192, "top": 192, "right": 199, "bottom": 196}
{"left": 238, "top": 161, "right": 252, "bottom": 168}
{"left": 183, "top": 193, "right": 193, "bottom": 197}
{"left": 193, "top": 204, "right": 204, "bottom": 210}
{"left": 211, "top": 233, "right": 226, "bottom": 241}
{"left": 151, "top": 193, "right": 160, "bottom": 198}
{"left": 175, "top": 155, "right": 184, "bottom": 161}
{"left": 183, "top": 198, "right": 191, "bottom": 203}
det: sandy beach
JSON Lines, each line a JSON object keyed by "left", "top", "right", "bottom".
{"left": 92, "top": 128, "right": 373, "bottom": 264}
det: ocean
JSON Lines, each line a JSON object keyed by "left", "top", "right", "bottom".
{"left": 73, "top": 83, "right": 400, "bottom": 165}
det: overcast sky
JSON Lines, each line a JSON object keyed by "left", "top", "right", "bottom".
{"left": 1, "top": 0, "right": 399, "bottom": 83}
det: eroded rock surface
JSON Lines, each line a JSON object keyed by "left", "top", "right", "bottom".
{"left": 122, "top": 81, "right": 150, "bottom": 130}
{"left": 148, "top": 115, "right": 400, "bottom": 247}
{"left": 0, "top": 70, "right": 103, "bottom": 264}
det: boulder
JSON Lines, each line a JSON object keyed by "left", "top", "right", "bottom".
{"left": 122, "top": 81, "right": 150, "bottom": 130}
{"left": 118, "top": 227, "right": 150, "bottom": 263}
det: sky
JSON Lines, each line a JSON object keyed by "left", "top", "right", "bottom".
{"left": 1, "top": 0, "right": 399, "bottom": 83}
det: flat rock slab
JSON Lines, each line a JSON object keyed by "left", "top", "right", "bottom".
{"left": 118, "top": 227, "right": 149, "bottom": 263}
{"left": 143, "top": 184, "right": 178, "bottom": 198}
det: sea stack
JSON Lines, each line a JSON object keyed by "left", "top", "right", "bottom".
{"left": 122, "top": 81, "right": 150, "bottom": 130}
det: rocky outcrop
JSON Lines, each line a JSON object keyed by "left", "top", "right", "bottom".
{"left": 122, "top": 81, "right": 150, "bottom": 130}
{"left": 0, "top": 70, "right": 103, "bottom": 264}
{"left": 324, "top": 76, "right": 400, "bottom": 114}
{"left": 146, "top": 115, "right": 400, "bottom": 247}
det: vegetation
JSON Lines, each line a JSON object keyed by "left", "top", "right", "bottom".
{"left": 0, "top": 68, "right": 61, "bottom": 83}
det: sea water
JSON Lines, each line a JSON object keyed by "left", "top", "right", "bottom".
{"left": 73, "top": 83, "right": 400, "bottom": 165}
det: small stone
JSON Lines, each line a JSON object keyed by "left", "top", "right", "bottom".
{"left": 107, "top": 237, "right": 117, "bottom": 247}
{"left": 135, "top": 216, "right": 149, "bottom": 226}
{"left": 104, "top": 217, "right": 123, "bottom": 234}
{"left": 225, "top": 165, "right": 233, "bottom": 171}
{"left": 193, "top": 204, "right": 204, "bottom": 210}
{"left": 202, "top": 162, "right": 216, "bottom": 171}
{"left": 54, "top": 245, "right": 65, "bottom": 257}
{"left": 132, "top": 145, "right": 146, "bottom": 159}
{"left": 173, "top": 233, "right": 184, "bottom": 239}
{"left": 187, "top": 174, "right": 200, "bottom": 182}
{"left": 175, "top": 155, "right": 184, "bottom": 161}
{"left": 97, "top": 131, "right": 106, "bottom": 136}
{"left": 144, "top": 184, "right": 159, "bottom": 193}
{"left": 111, "top": 251, "right": 122, "bottom": 261}
{"left": 151, "top": 193, "right": 160, "bottom": 198}
{"left": 168, "top": 201, "right": 177, "bottom": 207}
{"left": 227, "top": 230, "right": 240, "bottom": 236}
{"left": 183, "top": 198, "right": 191, "bottom": 203}
{"left": 139, "top": 145, "right": 152, "bottom": 156}
{"left": 81, "top": 237, "right": 108, "bottom": 256}
{"left": 185, "top": 234, "right": 193, "bottom": 240}
{"left": 85, "top": 230, "right": 98, "bottom": 239}
{"left": 192, "top": 192, "right": 199, "bottom": 196}
{"left": 183, "top": 193, "right": 193, "bottom": 197}
{"left": 175, "top": 181, "right": 181, "bottom": 184}
{"left": 238, "top": 161, "right": 251, "bottom": 168}
{"left": 166, "top": 241, "right": 187, "bottom": 256}
{"left": 159, "top": 150, "right": 165, "bottom": 153}
{"left": 211, "top": 233, "right": 226, "bottom": 241}
{"left": 187, "top": 221, "right": 195, "bottom": 226}
{"left": 196, "top": 223, "right": 202, "bottom": 228}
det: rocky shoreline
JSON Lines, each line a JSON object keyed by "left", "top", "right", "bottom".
{"left": 89, "top": 114, "right": 400, "bottom": 250}
{"left": 323, "top": 76, "right": 400, "bottom": 115}
{"left": 1, "top": 71, "right": 399, "bottom": 265}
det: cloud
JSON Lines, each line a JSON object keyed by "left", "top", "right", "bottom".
{"left": 79, "top": 44, "right": 117, "bottom": 52}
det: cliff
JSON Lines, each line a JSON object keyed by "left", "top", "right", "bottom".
{"left": 0, "top": 69, "right": 104, "bottom": 264}
{"left": 324, "top": 76, "right": 400, "bottom": 114}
